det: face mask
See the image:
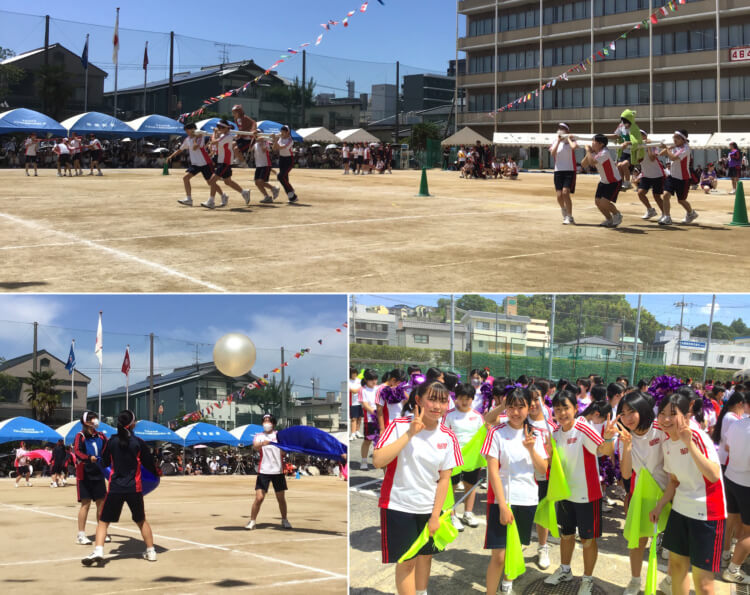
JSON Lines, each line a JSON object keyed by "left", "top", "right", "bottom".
{"left": 263, "top": 423, "right": 273, "bottom": 432}
{"left": 557, "top": 129, "right": 567, "bottom": 136}
{"left": 92, "top": 419, "right": 99, "bottom": 428}
{"left": 471, "top": 378, "right": 481, "bottom": 387}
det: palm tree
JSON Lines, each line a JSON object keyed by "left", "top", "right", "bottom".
{"left": 24, "top": 369, "right": 61, "bottom": 423}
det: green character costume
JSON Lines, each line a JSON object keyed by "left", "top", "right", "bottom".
{"left": 618, "top": 109, "right": 645, "bottom": 164}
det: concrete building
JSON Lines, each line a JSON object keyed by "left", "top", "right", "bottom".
{"left": 526, "top": 319, "right": 551, "bottom": 351}
{"left": 653, "top": 329, "right": 750, "bottom": 369}
{"left": 370, "top": 83, "right": 397, "bottom": 122}
{"left": 349, "top": 304, "right": 397, "bottom": 346}
{"left": 288, "top": 393, "right": 342, "bottom": 431}
{"left": 0, "top": 350, "right": 91, "bottom": 425}
{"left": 396, "top": 319, "right": 470, "bottom": 350}
{"left": 461, "top": 310, "right": 536, "bottom": 355}
{"left": 560, "top": 336, "right": 623, "bottom": 360}
{"left": 402, "top": 73, "right": 456, "bottom": 112}
{"left": 307, "top": 97, "right": 365, "bottom": 130}
{"left": 457, "top": 0, "right": 750, "bottom": 139}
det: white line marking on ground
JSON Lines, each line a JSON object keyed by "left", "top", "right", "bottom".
{"left": 425, "top": 245, "right": 604, "bottom": 269}
{"left": 681, "top": 247, "right": 738, "bottom": 258}
{"left": 0, "top": 503, "right": 345, "bottom": 579}
{"left": 349, "top": 477, "right": 382, "bottom": 491}
{"left": 0, "top": 212, "right": 227, "bottom": 292}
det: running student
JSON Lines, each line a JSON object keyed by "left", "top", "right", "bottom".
{"left": 658, "top": 130, "right": 698, "bottom": 226}
{"left": 636, "top": 130, "right": 665, "bottom": 220}
{"left": 87, "top": 134, "right": 103, "bottom": 176}
{"left": 582, "top": 134, "right": 623, "bottom": 228}
{"left": 358, "top": 369, "right": 380, "bottom": 470}
{"left": 73, "top": 411, "right": 110, "bottom": 545}
{"left": 203, "top": 119, "right": 251, "bottom": 209}
{"left": 167, "top": 122, "right": 214, "bottom": 207}
{"left": 549, "top": 123, "right": 578, "bottom": 225}
{"left": 54, "top": 138, "right": 72, "bottom": 177}
{"left": 618, "top": 391, "right": 670, "bottom": 595}
{"left": 14, "top": 441, "right": 32, "bottom": 487}
{"left": 24, "top": 133, "right": 39, "bottom": 176}
{"left": 444, "top": 383, "right": 483, "bottom": 532}
{"left": 231, "top": 104, "right": 257, "bottom": 165}
{"left": 342, "top": 143, "right": 351, "bottom": 174}
{"left": 272, "top": 126, "right": 298, "bottom": 203}
{"left": 482, "top": 388, "right": 549, "bottom": 595}
{"left": 374, "top": 381, "right": 462, "bottom": 595}
{"left": 69, "top": 133, "right": 83, "bottom": 176}
{"left": 252, "top": 136, "right": 280, "bottom": 204}
{"left": 728, "top": 142, "right": 742, "bottom": 192}
{"left": 649, "top": 392, "right": 726, "bottom": 595}
{"left": 82, "top": 410, "right": 158, "bottom": 566}
{"left": 544, "top": 390, "right": 618, "bottom": 595}
{"left": 246, "top": 414, "right": 292, "bottom": 530}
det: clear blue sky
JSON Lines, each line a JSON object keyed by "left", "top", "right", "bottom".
{"left": 0, "top": 294, "right": 348, "bottom": 395}
{"left": 355, "top": 294, "right": 750, "bottom": 331}
{"left": 0, "top": 1, "right": 458, "bottom": 95}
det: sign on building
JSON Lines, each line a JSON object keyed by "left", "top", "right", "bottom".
{"left": 680, "top": 340, "right": 706, "bottom": 349}
{"left": 729, "top": 46, "right": 750, "bottom": 62}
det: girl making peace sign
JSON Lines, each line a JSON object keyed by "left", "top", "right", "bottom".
{"left": 374, "top": 381, "right": 462, "bottom": 595}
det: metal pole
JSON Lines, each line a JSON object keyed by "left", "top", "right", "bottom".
{"left": 394, "top": 61, "right": 400, "bottom": 145}
{"left": 702, "top": 295, "right": 716, "bottom": 384}
{"left": 494, "top": 0, "right": 498, "bottom": 133}
{"left": 548, "top": 295, "right": 556, "bottom": 379}
{"left": 125, "top": 344, "right": 130, "bottom": 411}
{"left": 280, "top": 347, "right": 287, "bottom": 424}
{"left": 495, "top": 304, "right": 499, "bottom": 355}
{"left": 450, "top": 295, "right": 455, "bottom": 370}
{"left": 676, "top": 298, "right": 685, "bottom": 366}
{"left": 630, "top": 295, "right": 642, "bottom": 385}
{"left": 43, "top": 15, "right": 49, "bottom": 114}
{"left": 143, "top": 42, "right": 148, "bottom": 117}
{"left": 71, "top": 340, "right": 75, "bottom": 422}
{"left": 33, "top": 321, "right": 38, "bottom": 373}
{"left": 84, "top": 34, "right": 89, "bottom": 113}
{"left": 149, "top": 333, "right": 154, "bottom": 421}
{"left": 455, "top": 0, "right": 459, "bottom": 134}
{"left": 168, "top": 31, "right": 175, "bottom": 118}
{"left": 301, "top": 50, "right": 307, "bottom": 127}
{"left": 114, "top": 7, "right": 119, "bottom": 118}
{"left": 538, "top": 0, "right": 543, "bottom": 134}
{"left": 648, "top": 0, "right": 653, "bottom": 133}
{"left": 715, "top": 0, "right": 721, "bottom": 132}
{"left": 589, "top": 0, "right": 594, "bottom": 134}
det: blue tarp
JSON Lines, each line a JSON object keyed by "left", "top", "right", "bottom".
{"left": 126, "top": 114, "right": 185, "bottom": 137}
{"left": 272, "top": 426, "right": 347, "bottom": 461}
{"left": 56, "top": 420, "right": 116, "bottom": 446}
{"left": 229, "top": 424, "right": 265, "bottom": 447}
{"left": 0, "top": 417, "right": 63, "bottom": 445}
{"left": 196, "top": 118, "right": 236, "bottom": 132}
{"left": 59, "top": 112, "right": 135, "bottom": 138}
{"left": 134, "top": 420, "right": 182, "bottom": 443}
{"left": 0, "top": 108, "right": 66, "bottom": 136}
{"left": 175, "top": 422, "right": 239, "bottom": 447}
{"left": 257, "top": 120, "right": 303, "bottom": 142}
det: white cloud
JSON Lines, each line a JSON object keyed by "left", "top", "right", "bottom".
{"left": 701, "top": 301, "right": 720, "bottom": 316}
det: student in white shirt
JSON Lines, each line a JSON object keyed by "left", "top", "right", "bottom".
{"left": 658, "top": 129, "right": 697, "bottom": 226}
{"left": 342, "top": 143, "right": 350, "bottom": 175}
{"left": 272, "top": 126, "right": 298, "bottom": 203}
{"left": 444, "top": 383, "right": 484, "bottom": 531}
{"left": 544, "top": 390, "right": 618, "bottom": 594}
{"left": 87, "top": 134, "right": 104, "bottom": 176}
{"left": 650, "top": 392, "right": 726, "bottom": 595}
{"left": 167, "top": 122, "right": 214, "bottom": 207}
{"left": 636, "top": 131, "right": 665, "bottom": 220}
{"left": 377, "top": 369, "right": 409, "bottom": 434}
{"left": 54, "top": 138, "right": 73, "bottom": 177}
{"left": 374, "top": 381, "right": 461, "bottom": 595}
{"left": 581, "top": 134, "right": 623, "bottom": 228}
{"left": 349, "top": 367, "right": 363, "bottom": 440}
{"left": 69, "top": 133, "right": 83, "bottom": 176}
{"left": 549, "top": 123, "right": 579, "bottom": 225}
{"left": 246, "top": 414, "right": 292, "bottom": 530}
{"left": 203, "top": 120, "right": 251, "bottom": 209}
{"left": 358, "top": 369, "right": 380, "bottom": 470}
{"left": 252, "top": 136, "right": 280, "bottom": 204}
{"left": 722, "top": 392, "right": 750, "bottom": 585}
{"left": 482, "top": 388, "right": 549, "bottom": 595}
{"left": 24, "top": 133, "right": 39, "bottom": 177}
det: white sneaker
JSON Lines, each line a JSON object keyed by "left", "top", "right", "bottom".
{"left": 658, "top": 575, "right": 672, "bottom": 595}
{"left": 241, "top": 189, "right": 250, "bottom": 205}
{"left": 611, "top": 213, "right": 623, "bottom": 228}
{"left": 57, "top": 172, "right": 62, "bottom": 177}
{"left": 219, "top": 194, "right": 229, "bottom": 207}
{"left": 544, "top": 566, "right": 573, "bottom": 585}
{"left": 567, "top": 216, "right": 576, "bottom": 225}
{"left": 349, "top": 434, "right": 356, "bottom": 441}
{"left": 658, "top": 215, "right": 672, "bottom": 226}
{"left": 26, "top": 481, "right": 32, "bottom": 487}
{"left": 462, "top": 511, "right": 479, "bottom": 528}
{"left": 623, "top": 577, "right": 641, "bottom": 595}
{"left": 142, "top": 548, "right": 157, "bottom": 562}
{"left": 245, "top": 520, "right": 257, "bottom": 530}
{"left": 81, "top": 551, "right": 105, "bottom": 567}
{"left": 201, "top": 199, "right": 216, "bottom": 209}
{"left": 578, "top": 576, "right": 595, "bottom": 595}
{"left": 537, "top": 545, "right": 550, "bottom": 569}
{"left": 622, "top": 180, "right": 632, "bottom": 190}
{"left": 682, "top": 211, "right": 698, "bottom": 224}
{"left": 722, "top": 567, "right": 750, "bottom": 584}
{"left": 480, "top": 480, "right": 488, "bottom": 489}
{"left": 50, "top": 482, "right": 57, "bottom": 488}
{"left": 104, "top": 535, "right": 111, "bottom": 543}
{"left": 661, "top": 546, "right": 670, "bottom": 560}
{"left": 76, "top": 533, "right": 92, "bottom": 545}
{"left": 602, "top": 501, "right": 613, "bottom": 512}
{"left": 260, "top": 195, "right": 273, "bottom": 204}
{"left": 272, "top": 186, "right": 280, "bottom": 200}
{"left": 281, "top": 518, "right": 293, "bottom": 529}
{"left": 26, "top": 171, "right": 29, "bottom": 176}
{"left": 359, "top": 462, "right": 369, "bottom": 471}
{"left": 500, "top": 583, "right": 514, "bottom": 594}
{"left": 642, "top": 208, "right": 658, "bottom": 219}
{"left": 355, "top": 431, "right": 364, "bottom": 439}
{"left": 562, "top": 215, "right": 572, "bottom": 225}
{"left": 96, "top": 171, "right": 103, "bottom": 176}
{"left": 177, "top": 198, "right": 193, "bottom": 206}
{"left": 599, "top": 219, "right": 613, "bottom": 227}
{"left": 451, "top": 514, "right": 465, "bottom": 532}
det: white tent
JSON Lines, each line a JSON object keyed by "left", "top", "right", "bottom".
{"left": 336, "top": 128, "right": 380, "bottom": 143}
{"left": 296, "top": 127, "right": 339, "bottom": 143}
{"left": 494, "top": 132, "right": 558, "bottom": 147}
{"left": 441, "top": 126, "right": 492, "bottom": 146}
{"left": 706, "top": 132, "right": 750, "bottom": 148}
{"left": 492, "top": 131, "right": 522, "bottom": 146}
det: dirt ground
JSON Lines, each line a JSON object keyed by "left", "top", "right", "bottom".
{"left": 1, "top": 168, "right": 747, "bottom": 293}
{"left": 0, "top": 474, "right": 347, "bottom": 594}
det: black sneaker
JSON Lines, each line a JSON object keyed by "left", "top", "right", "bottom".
{"left": 81, "top": 552, "right": 105, "bottom": 567}
{"left": 288, "top": 194, "right": 298, "bottom": 203}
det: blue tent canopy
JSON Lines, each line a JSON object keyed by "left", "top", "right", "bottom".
{"left": 133, "top": 420, "right": 182, "bottom": 443}
{"left": 0, "top": 108, "right": 66, "bottom": 136}
{"left": 56, "top": 420, "right": 116, "bottom": 446}
{"left": 228, "top": 424, "right": 265, "bottom": 447}
{"left": 257, "top": 120, "right": 303, "bottom": 142}
{"left": 175, "top": 422, "right": 239, "bottom": 447}
{"left": 0, "top": 417, "right": 63, "bottom": 445}
{"left": 196, "top": 118, "right": 236, "bottom": 133}
{"left": 59, "top": 112, "right": 135, "bottom": 138}
{"left": 272, "top": 426, "right": 347, "bottom": 461}
{"left": 126, "top": 114, "right": 185, "bottom": 137}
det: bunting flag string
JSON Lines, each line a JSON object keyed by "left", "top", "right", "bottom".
{"left": 178, "top": 2, "right": 384, "bottom": 122}
{"left": 176, "top": 321, "right": 349, "bottom": 424}
{"left": 489, "top": 0, "right": 686, "bottom": 118}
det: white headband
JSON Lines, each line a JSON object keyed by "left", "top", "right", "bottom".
{"left": 673, "top": 130, "right": 688, "bottom": 141}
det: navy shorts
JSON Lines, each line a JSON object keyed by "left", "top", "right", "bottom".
{"left": 484, "top": 503, "right": 536, "bottom": 550}
{"left": 725, "top": 476, "right": 750, "bottom": 525}
{"left": 554, "top": 170, "right": 576, "bottom": 193}
{"left": 380, "top": 508, "right": 440, "bottom": 563}
{"left": 451, "top": 468, "right": 480, "bottom": 487}
{"left": 77, "top": 477, "right": 107, "bottom": 502}
{"left": 537, "top": 479, "right": 549, "bottom": 501}
{"left": 100, "top": 492, "right": 146, "bottom": 524}
{"left": 91, "top": 150, "right": 102, "bottom": 162}
{"left": 186, "top": 164, "right": 213, "bottom": 181}
{"left": 350, "top": 404, "right": 363, "bottom": 418}
{"left": 236, "top": 137, "right": 252, "bottom": 153}
{"left": 638, "top": 176, "right": 664, "bottom": 196}
{"left": 619, "top": 152, "right": 631, "bottom": 164}
{"left": 214, "top": 163, "right": 233, "bottom": 179}
{"left": 25, "top": 155, "right": 37, "bottom": 163}
{"left": 558, "top": 499, "right": 603, "bottom": 540}
{"left": 58, "top": 154, "right": 70, "bottom": 166}
{"left": 662, "top": 509, "right": 724, "bottom": 572}
{"left": 728, "top": 166, "right": 739, "bottom": 178}
{"left": 255, "top": 473, "right": 287, "bottom": 493}
{"left": 596, "top": 181, "right": 622, "bottom": 203}
{"left": 254, "top": 166, "right": 271, "bottom": 182}
{"left": 664, "top": 176, "right": 689, "bottom": 201}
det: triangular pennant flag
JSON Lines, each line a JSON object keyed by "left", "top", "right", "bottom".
{"left": 452, "top": 426, "right": 488, "bottom": 476}
{"left": 650, "top": 14, "right": 658, "bottom": 24}
{"left": 660, "top": 6, "right": 668, "bottom": 16}
{"left": 645, "top": 524, "right": 660, "bottom": 595}
{"left": 315, "top": 34, "right": 323, "bottom": 45}
{"left": 623, "top": 468, "right": 671, "bottom": 549}
{"left": 533, "top": 438, "right": 570, "bottom": 538}
{"left": 504, "top": 507, "right": 527, "bottom": 580}
{"left": 360, "top": 1, "right": 369, "bottom": 12}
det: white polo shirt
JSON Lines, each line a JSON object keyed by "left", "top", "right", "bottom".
{"left": 376, "top": 386, "right": 408, "bottom": 428}
{"left": 551, "top": 140, "right": 576, "bottom": 172}
{"left": 257, "top": 431, "right": 283, "bottom": 475}
{"left": 628, "top": 422, "right": 669, "bottom": 491}
{"left": 180, "top": 136, "right": 210, "bottom": 167}
{"left": 357, "top": 385, "right": 378, "bottom": 413}
{"left": 718, "top": 411, "right": 743, "bottom": 466}
{"left": 444, "top": 409, "right": 484, "bottom": 448}
{"left": 377, "top": 419, "right": 462, "bottom": 514}
{"left": 640, "top": 147, "right": 666, "bottom": 179}
{"left": 529, "top": 417, "right": 557, "bottom": 481}
{"left": 552, "top": 417, "right": 604, "bottom": 503}
{"left": 725, "top": 417, "right": 750, "bottom": 487}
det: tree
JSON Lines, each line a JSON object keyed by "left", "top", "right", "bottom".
{"left": 249, "top": 377, "right": 293, "bottom": 422}
{"left": 35, "top": 64, "right": 72, "bottom": 120}
{"left": 456, "top": 294, "right": 500, "bottom": 314}
{"left": 409, "top": 121, "right": 441, "bottom": 151}
{"left": 0, "top": 47, "right": 24, "bottom": 103}
{"left": 691, "top": 322, "right": 735, "bottom": 341}
{"left": 23, "top": 369, "right": 61, "bottom": 423}
{"left": 263, "top": 77, "right": 316, "bottom": 128}
{"left": 0, "top": 372, "right": 20, "bottom": 403}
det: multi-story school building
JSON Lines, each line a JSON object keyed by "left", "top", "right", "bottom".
{"left": 456, "top": 0, "right": 750, "bottom": 138}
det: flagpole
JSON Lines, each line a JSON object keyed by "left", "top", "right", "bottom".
{"left": 143, "top": 42, "right": 148, "bottom": 117}
{"left": 84, "top": 34, "right": 89, "bottom": 113}
{"left": 114, "top": 7, "right": 120, "bottom": 117}
{"left": 125, "top": 344, "right": 130, "bottom": 410}
{"left": 71, "top": 339, "right": 75, "bottom": 422}
{"left": 98, "top": 311, "right": 103, "bottom": 418}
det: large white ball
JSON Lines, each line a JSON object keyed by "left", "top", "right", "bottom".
{"left": 213, "top": 333, "right": 256, "bottom": 377}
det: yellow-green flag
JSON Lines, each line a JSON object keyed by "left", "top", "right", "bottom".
{"left": 623, "top": 468, "right": 670, "bottom": 550}
{"left": 644, "top": 523, "right": 659, "bottom": 595}
{"left": 451, "top": 425, "right": 488, "bottom": 476}
{"left": 433, "top": 510, "right": 459, "bottom": 550}
{"left": 533, "top": 437, "right": 570, "bottom": 538}
{"left": 504, "top": 508, "right": 526, "bottom": 580}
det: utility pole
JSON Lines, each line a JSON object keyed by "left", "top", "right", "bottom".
{"left": 394, "top": 61, "right": 400, "bottom": 145}
{"left": 280, "top": 347, "right": 287, "bottom": 424}
{"left": 148, "top": 333, "right": 154, "bottom": 421}
{"left": 168, "top": 31, "right": 175, "bottom": 118}
{"left": 675, "top": 298, "right": 687, "bottom": 366}
{"left": 450, "top": 295, "right": 455, "bottom": 370}
{"left": 548, "top": 295, "right": 556, "bottom": 379}
{"left": 33, "top": 322, "right": 38, "bottom": 373}
{"left": 43, "top": 15, "right": 49, "bottom": 114}
{"left": 302, "top": 50, "right": 307, "bottom": 128}
{"left": 630, "top": 295, "right": 642, "bottom": 385}
{"left": 702, "top": 295, "right": 716, "bottom": 384}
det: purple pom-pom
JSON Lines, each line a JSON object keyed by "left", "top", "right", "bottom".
{"left": 479, "top": 382, "right": 493, "bottom": 414}
{"left": 380, "top": 382, "right": 408, "bottom": 405}
{"left": 647, "top": 375, "right": 685, "bottom": 407}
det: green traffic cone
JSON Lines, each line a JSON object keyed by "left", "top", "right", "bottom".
{"left": 727, "top": 180, "right": 750, "bottom": 226}
{"left": 162, "top": 161, "right": 170, "bottom": 176}
{"left": 416, "top": 167, "right": 431, "bottom": 197}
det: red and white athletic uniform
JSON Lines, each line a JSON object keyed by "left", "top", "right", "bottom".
{"left": 358, "top": 385, "right": 378, "bottom": 412}
{"left": 725, "top": 418, "right": 750, "bottom": 485}
{"left": 662, "top": 427, "right": 726, "bottom": 521}
{"left": 593, "top": 149, "right": 622, "bottom": 184}
{"left": 68, "top": 138, "right": 81, "bottom": 157}
{"left": 257, "top": 431, "right": 283, "bottom": 474}
{"left": 377, "top": 418, "right": 462, "bottom": 514}
{"left": 277, "top": 136, "right": 293, "bottom": 158}
{"left": 529, "top": 417, "right": 557, "bottom": 481}
{"left": 551, "top": 141, "right": 576, "bottom": 172}
{"left": 640, "top": 148, "right": 666, "bottom": 179}
{"left": 553, "top": 417, "right": 604, "bottom": 502}
{"left": 215, "top": 133, "right": 233, "bottom": 165}
{"left": 342, "top": 145, "right": 350, "bottom": 159}
{"left": 444, "top": 408, "right": 484, "bottom": 449}
{"left": 377, "top": 390, "right": 407, "bottom": 429}
{"left": 669, "top": 144, "right": 691, "bottom": 180}
{"left": 89, "top": 138, "right": 103, "bottom": 151}
{"left": 180, "top": 136, "right": 211, "bottom": 166}
{"left": 24, "top": 138, "right": 38, "bottom": 156}
{"left": 719, "top": 412, "right": 743, "bottom": 466}
{"left": 253, "top": 141, "right": 271, "bottom": 168}
{"left": 628, "top": 422, "right": 669, "bottom": 492}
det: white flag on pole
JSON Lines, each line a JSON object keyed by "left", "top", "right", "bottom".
{"left": 95, "top": 312, "right": 103, "bottom": 365}
{"left": 113, "top": 9, "right": 120, "bottom": 64}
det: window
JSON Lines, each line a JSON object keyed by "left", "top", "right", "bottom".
{"left": 702, "top": 78, "right": 716, "bottom": 103}
{"left": 477, "top": 321, "right": 490, "bottom": 330}
{"left": 662, "top": 32, "right": 674, "bottom": 55}
{"left": 740, "top": 357, "right": 746, "bottom": 365}
{"left": 413, "top": 334, "right": 429, "bottom": 344}
{"left": 690, "top": 353, "right": 704, "bottom": 361}
{"left": 40, "top": 357, "right": 50, "bottom": 368}
{"left": 689, "top": 79, "right": 702, "bottom": 103}
{"left": 496, "top": 324, "right": 506, "bottom": 331}
{"left": 511, "top": 325, "right": 523, "bottom": 334}
{"left": 718, "top": 355, "right": 724, "bottom": 363}
{"left": 729, "top": 356, "right": 736, "bottom": 364}
{"left": 477, "top": 341, "right": 485, "bottom": 348}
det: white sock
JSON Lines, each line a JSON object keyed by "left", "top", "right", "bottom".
{"left": 722, "top": 549, "right": 732, "bottom": 559}
{"left": 560, "top": 564, "right": 571, "bottom": 573}
{"left": 630, "top": 577, "right": 641, "bottom": 584}
{"left": 93, "top": 545, "right": 104, "bottom": 556}
{"left": 501, "top": 580, "right": 513, "bottom": 591}
{"left": 415, "top": 591, "right": 427, "bottom": 595}
{"left": 582, "top": 574, "right": 592, "bottom": 580}
{"left": 728, "top": 562, "right": 741, "bottom": 573}
{"left": 78, "top": 531, "right": 86, "bottom": 537}
{"left": 186, "top": 195, "right": 191, "bottom": 200}
{"left": 146, "top": 546, "right": 156, "bottom": 554}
